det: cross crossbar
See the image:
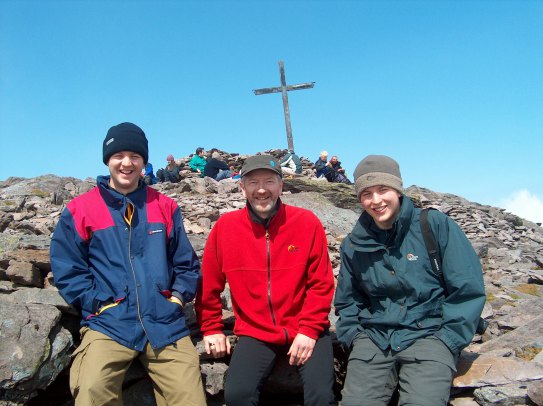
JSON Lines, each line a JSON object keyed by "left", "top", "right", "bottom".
{"left": 253, "top": 61, "right": 314, "bottom": 151}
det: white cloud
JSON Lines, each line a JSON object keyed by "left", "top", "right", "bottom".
{"left": 500, "top": 190, "right": 543, "bottom": 225}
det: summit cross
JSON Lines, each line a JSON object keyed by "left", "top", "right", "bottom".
{"left": 253, "top": 60, "right": 315, "bottom": 152}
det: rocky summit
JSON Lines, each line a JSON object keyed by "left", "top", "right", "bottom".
{"left": 0, "top": 149, "right": 542, "bottom": 406}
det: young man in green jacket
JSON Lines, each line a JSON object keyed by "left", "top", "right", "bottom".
{"left": 334, "top": 155, "right": 486, "bottom": 406}
{"left": 189, "top": 147, "right": 207, "bottom": 176}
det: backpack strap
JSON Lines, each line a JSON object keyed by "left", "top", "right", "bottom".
{"left": 420, "top": 208, "right": 448, "bottom": 295}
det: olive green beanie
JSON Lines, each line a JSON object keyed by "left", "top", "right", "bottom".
{"left": 353, "top": 155, "right": 403, "bottom": 199}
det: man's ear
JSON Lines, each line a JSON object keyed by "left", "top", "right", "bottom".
{"left": 240, "top": 181, "right": 247, "bottom": 198}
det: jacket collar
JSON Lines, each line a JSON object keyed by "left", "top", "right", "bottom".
{"left": 246, "top": 198, "right": 283, "bottom": 229}
{"left": 96, "top": 175, "right": 147, "bottom": 206}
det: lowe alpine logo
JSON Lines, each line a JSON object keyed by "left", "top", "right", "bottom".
{"left": 287, "top": 244, "right": 299, "bottom": 252}
{"left": 406, "top": 253, "right": 418, "bottom": 261}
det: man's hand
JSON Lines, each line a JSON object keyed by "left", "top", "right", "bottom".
{"left": 287, "top": 333, "right": 316, "bottom": 366}
{"left": 204, "top": 333, "right": 231, "bottom": 358}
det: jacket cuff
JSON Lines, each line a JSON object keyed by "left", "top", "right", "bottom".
{"left": 203, "top": 329, "right": 224, "bottom": 337}
{"left": 298, "top": 326, "right": 320, "bottom": 340}
{"left": 171, "top": 291, "right": 186, "bottom": 307}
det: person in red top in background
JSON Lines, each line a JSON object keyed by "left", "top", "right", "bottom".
{"left": 196, "top": 154, "right": 337, "bottom": 406}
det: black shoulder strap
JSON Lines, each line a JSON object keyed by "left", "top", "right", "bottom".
{"left": 420, "top": 208, "right": 447, "bottom": 295}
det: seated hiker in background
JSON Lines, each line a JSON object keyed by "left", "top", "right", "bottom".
{"left": 204, "top": 151, "right": 234, "bottom": 181}
{"left": 189, "top": 147, "right": 207, "bottom": 176}
{"left": 328, "top": 155, "right": 351, "bottom": 184}
{"left": 334, "top": 154, "right": 486, "bottom": 406}
{"left": 156, "top": 154, "right": 181, "bottom": 183}
{"left": 280, "top": 150, "right": 303, "bottom": 176}
{"left": 141, "top": 161, "right": 157, "bottom": 185}
{"left": 314, "top": 150, "right": 333, "bottom": 180}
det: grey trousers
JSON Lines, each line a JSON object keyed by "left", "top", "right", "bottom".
{"left": 341, "top": 333, "right": 457, "bottom": 406}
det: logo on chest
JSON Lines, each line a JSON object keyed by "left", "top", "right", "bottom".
{"left": 406, "top": 253, "right": 419, "bottom": 261}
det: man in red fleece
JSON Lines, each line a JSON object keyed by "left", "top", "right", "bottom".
{"left": 196, "top": 154, "right": 336, "bottom": 405}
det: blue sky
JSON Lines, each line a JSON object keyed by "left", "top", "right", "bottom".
{"left": 1, "top": 0, "right": 542, "bottom": 223}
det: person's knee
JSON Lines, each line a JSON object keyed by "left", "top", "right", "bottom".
{"left": 74, "top": 372, "right": 122, "bottom": 404}
{"left": 224, "top": 382, "right": 259, "bottom": 406}
{"left": 304, "top": 384, "right": 336, "bottom": 406}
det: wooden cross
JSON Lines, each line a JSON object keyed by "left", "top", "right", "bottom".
{"left": 253, "top": 60, "right": 315, "bottom": 152}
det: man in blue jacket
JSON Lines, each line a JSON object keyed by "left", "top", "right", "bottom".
{"left": 334, "top": 155, "right": 485, "bottom": 406}
{"left": 50, "top": 122, "right": 206, "bottom": 405}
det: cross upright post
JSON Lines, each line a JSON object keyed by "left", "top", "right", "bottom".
{"left": 253, "top": 60, "right": 315, "bottom": 152}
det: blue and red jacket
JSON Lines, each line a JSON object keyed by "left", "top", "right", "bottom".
{"left": 50, "top": 176, "right": 200, "bottom": 350}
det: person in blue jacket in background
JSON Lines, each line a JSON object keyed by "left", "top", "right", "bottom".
{"left": 334, "top": 155, "right": 485, "bottom": 406}
{"left": 142, "top": 161, "right": 157, "bottom": 185}
{"left": 50, "top": 122, "right": 205, "bottom": 406}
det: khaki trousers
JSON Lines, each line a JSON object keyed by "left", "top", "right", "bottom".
{"left": 70, "top": 328, "right": 206, "bottom": 406}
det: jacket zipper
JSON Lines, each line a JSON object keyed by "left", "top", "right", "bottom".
{"left": 266, "top": 230, "right": 277, "bottom": 326}
{"left": 126, "top": 204, "right": 151, "bottom": 346}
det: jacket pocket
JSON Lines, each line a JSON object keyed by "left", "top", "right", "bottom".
{"left": 349, "top": 331, "right": 379, "bottom": 362}
{"left": 85, "top": 292, "right": 127, "bottom": 321}
{"left": 155, "top": 284, "right": 183, "bottom": 322}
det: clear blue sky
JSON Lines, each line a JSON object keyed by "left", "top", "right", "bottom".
{"left": 1, "top": 0, "right": 542, "bottom": 223}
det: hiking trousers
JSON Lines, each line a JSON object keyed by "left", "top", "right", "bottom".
{"left": 224, "top": 334, "right": 337, "bottom": 406}
{"left": 341, "top": 333, "right": 457, "bottom": 406}
{"left": 70, "top": 327, "right": 206, "bottom": 406}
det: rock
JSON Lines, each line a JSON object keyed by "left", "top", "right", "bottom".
{"left": 474, "top": 383, "right": 532, "bottom": 405}
{"left": 0, "top": 300, "right": 72, "bottom": 404}
{"left": 527, "top": 379, "right": 543, "bottom": 405}
{"left": 281, "top": 192, "right": 359, "bottom": 237}
{"left": 476, "top": 315, "right": 543, "bottom": 354}
{"left": 454, "top": 352, "right": 543, "bottom": 387}
{"left": 6, "top": 260, "right": 43, "bottom": 288}
{"left": 201, "top": 362, "right": 228, "bottom": 396}
{"left": 217, "top": 179, "right": 240, "bottom": 194}
{"left": 4, "top": 287, "right": 76, "bottom": 315}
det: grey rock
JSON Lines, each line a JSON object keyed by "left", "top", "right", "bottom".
{"left": 454, "top": 352, "right": 543, "bottom": 388}
{"left": 527, "top": 379, "right": 543, "bottom": 405}
{"left": 477, "top": 315, "right": 543, "bottom": 354}
{"left": 217, "top": 179, "right": 240, "bottom": 194}
{"left": 474, "top": 383, "right": 531, "bottom": 405}
{"left": 281, "top": 192, "right": 359, "bottom": 237}
{"left": 0, "top": 300, "right": 72, "bottom": 404}
{"left": 4, "top": 287, "right": 76, "bottom": 315}
{"left": 18, "top": 235, "right": 51, "bottom": 250}
{"left": 201, "top": 362, "right": 228, "bottom": 396}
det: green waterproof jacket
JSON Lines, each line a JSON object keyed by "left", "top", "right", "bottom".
{"left": 334, "top": 196, "right": 485, "bottom": 355}
{"left": 189, "top": 155, "right": 207, "bottom": 176}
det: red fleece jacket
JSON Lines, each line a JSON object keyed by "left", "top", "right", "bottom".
{"left": 196, "top": 202, "right": 334, "bottom": 345}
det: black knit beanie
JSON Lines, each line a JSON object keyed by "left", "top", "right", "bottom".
{"left": 102, "top": 122, "right": 148, "bottom": 165}
{"left": 353, "top": 155, "right": 403, "bottom": 200}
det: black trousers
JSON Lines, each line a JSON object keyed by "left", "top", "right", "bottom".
{"left": 224, "top": 334, "right": 337, "bottom": 406}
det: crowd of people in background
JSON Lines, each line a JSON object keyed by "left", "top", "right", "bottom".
{"left": 144, "top": 148, "right": 352, "bottom": 185}
{"left": 314, "top": 150, "right": 352, "bottom": 184}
